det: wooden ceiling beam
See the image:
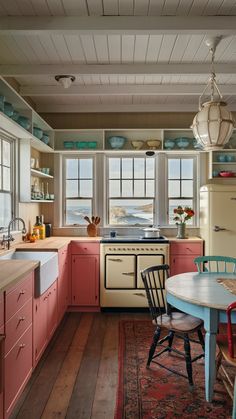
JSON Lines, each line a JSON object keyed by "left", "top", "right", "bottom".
{"left": 0, "top": 16, "right": 235, "bottom": 35}
{"left": 1, "top": 63, "right": 236, "bottom": 76}
{"left": 36, "top": 103, "right": 236, "bottom": 113}
{"left": 20, "top": 84, "right": 236, "bottom": 96}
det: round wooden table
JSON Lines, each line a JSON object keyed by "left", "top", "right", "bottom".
{"left": 166, "top": 271, "right": 236, "bottom": 402}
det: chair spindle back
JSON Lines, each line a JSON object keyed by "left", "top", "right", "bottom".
{"left": 226, "top": 301, "right": 236, "bottom": 359}
{"left": 141, "top": 264, "right": 169, "bottom": 321}
{"left": 194, "top": 256, "right": 236, "bottom": 274}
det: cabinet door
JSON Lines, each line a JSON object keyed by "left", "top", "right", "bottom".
{"left": 33, "top": 292, "right": 48, "bottom": 366}
{"left": 71, "top": 255, "right": 99, "bottom": 306}
{"left": 170, "top": 255, "right": 198, "bottom": 276}
{"left": 58, "top": 248, "right": 69, "bottom": 322}
{"left": 5, "top": 325, "right": 32, "bottom": 418}
{"left": 47, "top": 282, "right": 58, "bottom": 341}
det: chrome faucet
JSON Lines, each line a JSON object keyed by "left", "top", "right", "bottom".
{"left": 1, "top": 217, "right": 27, "bottom": 250}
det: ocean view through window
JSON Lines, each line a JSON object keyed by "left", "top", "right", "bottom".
{"left": 107, "top": 157, "right": 155, "bottom": 225}
{"left": 65, "top": 157, "right": 94, "bottom": 225}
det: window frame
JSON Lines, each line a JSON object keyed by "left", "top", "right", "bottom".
{"left": 105, "top": 153, "right": 157, "bottom": 227}
{"left": 0, "top": 134, "right": 15, "bottom": 230}
{"left": 164, "top": 153, "right": 199, "bottom": 227}
{"left": 62, "top": 154, "right": 96, "bottom": 227}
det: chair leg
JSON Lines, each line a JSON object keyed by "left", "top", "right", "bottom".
{"left": 197, "top": 328, "right": 205, "bottom": 352}
{"left": 184, "top": 334, "right": 193, "bottom": 387}
{"left": 216, "top": 351, "right": 223, "bottom": 378}
{"left": 167, "top": 331, "right": 175, "bottom": 351}
{"left": 232, "top": 376, "right": 236, "bottom": 419}
{"left": 147, "top": 326, "right": 161, "bottom": 367}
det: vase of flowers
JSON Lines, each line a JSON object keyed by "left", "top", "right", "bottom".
{"left": 173, "top": 206, "right": 195, "bottom": 239}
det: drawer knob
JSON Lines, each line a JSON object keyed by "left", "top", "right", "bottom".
{"left": 19, "top": 316, "right": 25, "bottom": 321}
{"left": 20, "top": 290, "right": 26, "bottom": 295}
{"left": 19, "top": 343, "right": 26, "bottom": 348}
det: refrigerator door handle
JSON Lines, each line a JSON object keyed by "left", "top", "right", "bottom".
{"left": 213, "top": 225, "right": 227, "bottom": 232}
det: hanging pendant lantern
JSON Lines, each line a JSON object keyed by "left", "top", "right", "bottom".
{"left": 191, "top": 37, "right": 234, "bottom": 151}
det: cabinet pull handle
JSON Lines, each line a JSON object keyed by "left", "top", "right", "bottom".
{"left": 230, "top": 197, "right": 236, "bottom": 200}
{"left": 133, "top": 293, "right": 146, "bottom": 297}
{"left": 19, "top": 343, "right": 26, "bottom": 348}
{"left": 122, "top": 272, "right": 135, "bottom": 276}
{"left": 213, "top": 225, "right": 227, "bottom": 232}
{"left": 20, "top": 290, "right": 26, "bottom": 295}
{"left": 186, "top": 247, "right": 193, "bottom": 252}
{"left": 109, "top": 258, "right": 122, "bottom": 262}
{"left": 19, "top": 316, "right": 25, "bottom": 321}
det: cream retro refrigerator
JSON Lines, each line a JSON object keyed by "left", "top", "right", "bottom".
{"left": 200, "top": 184, "right": 236, "bottom": 256}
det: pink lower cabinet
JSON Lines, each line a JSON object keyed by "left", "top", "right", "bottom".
{"left": 33, "top": 280, "right": 58, "bottom": 366}
{"left": 57, "top": 246, "right": 69, "bottom": 323}
{"left": 170, "top": 240, "right": 203, "bottom": 276}
{"left": 71, "top": 242, "right": 100, "bottom": 310}
{"left": 4, "top": 272, "right": 34, "bottom": 419}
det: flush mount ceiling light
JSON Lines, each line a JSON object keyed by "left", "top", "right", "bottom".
{"left": 55, "top": 75, "right": 75, "bottom": 89}
{"left": 191, "top": 37, "right": 234, "bottom": 151}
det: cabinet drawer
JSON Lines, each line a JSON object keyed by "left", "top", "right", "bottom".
{"left": 6, "top": 272, "right": 33, "bottom": 321}
{"left": 5, "top": 299, "right": 32, "bottom": 355}
{"left": 71, "top": 241, "right": 100, "bottom": 255}
{"left": 171, "top": 242, "right": 203, "bottom": 255}
{"left": 5, "top": 325, "right": 32, "bottom": 416}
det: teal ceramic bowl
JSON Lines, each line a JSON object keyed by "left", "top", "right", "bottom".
{"left": 108, "top": 136, "right": 126, "bottom": 149}
{"left": 164, "top": 139, "right": 175, "bottom": 150}
{"left": 63, "top": 141, "right": 74, "bottom": 149}
{"left": 18, "top": 115, "right": 31, "bottom": 130}
{"left": 88, "top": 141, "right": 97, "bottom": 149}
{"left": 176, "top": 137, "right": 190, "bottom": 149}
{"left": 33, "top": 126, "right": 43, "bottom": 139}
{"left": 217, "top": 154, "right": 226, "bottom": 162}
{"left": 0, "top": 95, "right": 5, "bottom": 112}
{"left": 41, "top": 133, "right": 50, "bottom": 145}
{"left": 11, "top": 110, "right": 20, "bottom": 122}
{"left": 3, "top": 102, "right": 14, "bottom": 117}
{"left": 76, "top": 141, "right": 87, "bottom": 149}
{"left": 226, "top": 154, "right": 235, "bottom": 162}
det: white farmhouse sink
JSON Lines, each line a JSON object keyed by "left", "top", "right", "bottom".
{"left": 0, "top": 251, "right": 58, "bottom": 297}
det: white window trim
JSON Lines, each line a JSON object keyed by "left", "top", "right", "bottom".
{"left": 104, "top": 152, "right": 156, "bottom": 228}
{"left": 0, "top": 133, "right": 16, "bottom": 230}
{"left": 162, "top": 152, "right": 200, "bottom": 228}
{"left": 61, "top": 154, "right": 96, "bottom": 227}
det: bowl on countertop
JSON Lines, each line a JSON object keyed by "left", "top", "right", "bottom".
{"left": 108, "top": 136, "right": 126, "bottom": 149}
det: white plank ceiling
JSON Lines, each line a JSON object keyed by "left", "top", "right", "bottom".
{"left": 0, "top": 0, "right": 236, "bottom": 112}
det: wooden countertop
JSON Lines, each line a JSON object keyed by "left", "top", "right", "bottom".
{"left": 0, "top": 260, "right": 39, "bottom": 292}
{"left": 12, "top": 236, "right": 102, "bottom": 251}
{"left": 168, "top": 237, "right": 203, "bottom": 242}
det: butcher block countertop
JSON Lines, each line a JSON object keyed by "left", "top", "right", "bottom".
{"left": 13, "top": 236, "right": 102, "bottom": 251}
{"left": 0, "top": 260, "right": 39, "bottom": 292}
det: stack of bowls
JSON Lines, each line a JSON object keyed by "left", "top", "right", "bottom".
{"left": 17, "top": 115, "right": 31, "bottom": 130}
{"left": 33, "top": 126, "right": 43, "bottom": 139}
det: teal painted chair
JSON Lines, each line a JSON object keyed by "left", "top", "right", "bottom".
{"left": 194, "top": 256, "right": 236, "bottom": 274}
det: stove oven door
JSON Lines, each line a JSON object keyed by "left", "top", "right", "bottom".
{"left": 137, "top": 254, "right": 165, "bottom": 289}
{"left": 105, "top": 254, "right": 136, "bottom": 289}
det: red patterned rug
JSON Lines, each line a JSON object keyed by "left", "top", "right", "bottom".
{"left": 115, "top": 320, "right": 233, "bottom": 419}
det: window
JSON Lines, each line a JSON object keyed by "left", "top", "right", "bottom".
{"left": 107, "top": 156, "right": 155, "bottom": 225}
{"left": 64, "top": 157, "right": 94, "bottom": 225}
{"left": 167, "top": 156, "right": 196, "bottom": 225}
{"left": 0, "top": 136, "right": 13, "bottom": 228}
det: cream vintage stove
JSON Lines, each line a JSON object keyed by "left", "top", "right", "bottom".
{"left": 100, "top": 237, "right": 169, "bottom": 308}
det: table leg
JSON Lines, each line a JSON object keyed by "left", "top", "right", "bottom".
{"left": 204, "top": 307, "right": 219, "bottom": 402}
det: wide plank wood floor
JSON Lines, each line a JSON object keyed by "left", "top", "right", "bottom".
{"left": 11, "top": 311, "right": 149, "bottom": 419}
